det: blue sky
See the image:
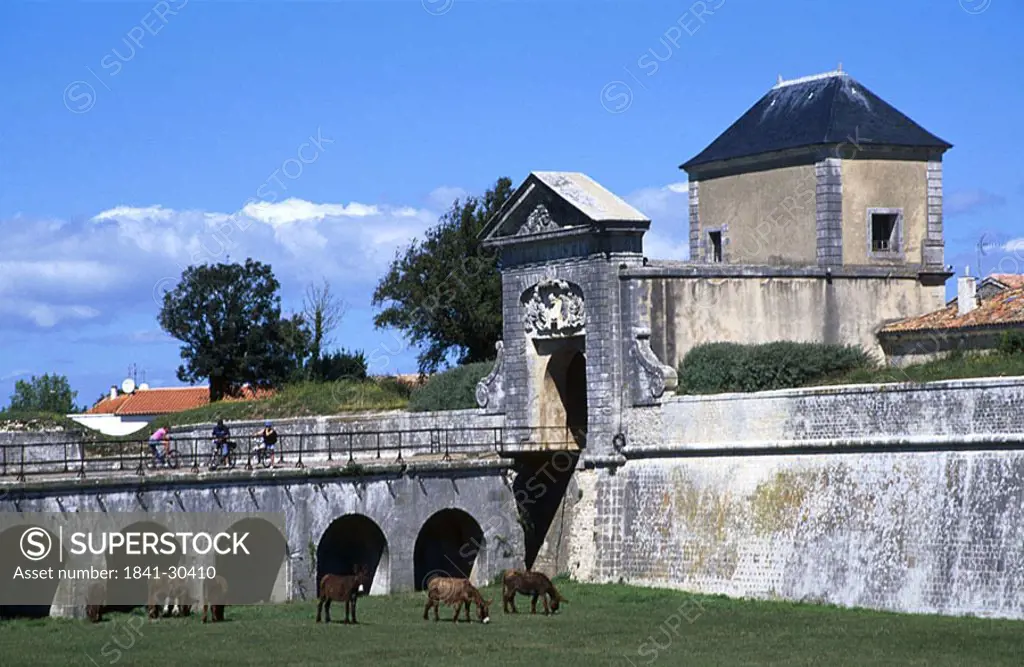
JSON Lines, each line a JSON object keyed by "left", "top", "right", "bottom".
{"left": 0, "top": 0, "right": 1021, "bottom": 409}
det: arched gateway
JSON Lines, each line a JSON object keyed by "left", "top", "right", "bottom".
{"left": 475, "top": 171, "right": 678, "bottom": 462}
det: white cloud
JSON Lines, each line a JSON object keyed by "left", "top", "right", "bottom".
{"left": 643, "top": 231, "right": 690, "bottom": 261}
{"left": 945, "top": 189, "right": 1006, "bottom": 217}
{"left": 625, "top": 181, "right": 690, "bottom": 261}
{"left": 241, "top": 198, "right": 380, "bottom": 226}
{"left": 1003, "top": 239, "right": 1024, "bottom": 253}
{"left": 626, "top": 181, "right": 689, "bottom": 224}
{"left": 428, "top": 186, "right": 468, "bottom": 210}
{"left": 0, "top": 300, "right": 101, "bottom": 328}
{"left": 0, "top": 193, "right": 449, "bottom": 331}
{"left": 91, "top": 205, "right": 177, "bottom": 223}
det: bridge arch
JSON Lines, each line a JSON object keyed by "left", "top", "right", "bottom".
{"left": 216, "top": 518, "right": 288, "bottom": 604}
{"left": 0, "top": 524, "right": 66, "bottom": 618}
{"left": 105, "top": 520, "right": 180, "bottom": 612}
{"left": 413, "top": 508, "right": 484, "bottom": 591}
{"left": 317, "top": 514, "right": 390, "bottom": 596}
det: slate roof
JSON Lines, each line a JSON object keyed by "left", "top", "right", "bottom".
{"left": 880, "top": 285, "right": 1024, "bottom": 334}
{"left": 681, "top": 71, "right": 952, "bottom": 171}
{"left": 531, "top": 172, "right": 649, "bottom": 222}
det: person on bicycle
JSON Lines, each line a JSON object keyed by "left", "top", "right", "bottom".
{"left": 255, "top": 420, "right": 279, "bottom": 467}
{"left": 148, "top": 426, "right": 170, "bottom": 466}
{"left": 212, "top": 419, "right": 231, "bottom": 466}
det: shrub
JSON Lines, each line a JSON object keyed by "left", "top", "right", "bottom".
{"left": 677, "top": 341, "right": 871, "bottom": 394}
{"left": 998, "top": 331, "right": 1024, "bottom": 355}
{"left": 408, "top": 361, "right": 495, "bottom": 412}
{"left": 308, "top": 348, "right": 368, "bottom": 382}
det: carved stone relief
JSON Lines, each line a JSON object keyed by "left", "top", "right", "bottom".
{"left": 628, "top": 326, "right": 678, "bottom": 405}
{"left": 516, "top": 204, "right": 560, "bottom": 236}
{"left": 475, "top": 340, "right": 506, "bottom": 411}
{"left": 520, "top": 278, "right": 585, "bottom": 339}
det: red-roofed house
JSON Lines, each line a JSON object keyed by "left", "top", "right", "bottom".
{"left": 69, "top": 384, "right": 271, "bottom": 436}
{"left": 878, "top": 272, "right": 1024, "bottom": 366}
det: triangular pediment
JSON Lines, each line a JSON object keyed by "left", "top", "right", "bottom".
{"left": 480, "top": 171, "right": 649, "bottom": 245}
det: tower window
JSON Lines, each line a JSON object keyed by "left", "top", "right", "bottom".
{"left": 707, "top": 230, "right": 723, "bottom": 263}
{"left": 868, "top": 208, "right": 902, "bottom": 256}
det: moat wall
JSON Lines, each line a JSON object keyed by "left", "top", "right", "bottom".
{"left": 574, "top": 377, "right": 1024, "bottom": 619}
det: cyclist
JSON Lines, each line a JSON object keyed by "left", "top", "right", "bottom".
{"left": 212, "top": 419, "right": 231, "bottom": 467}
{"left": 255, "top": 420, "right": 279, "bottom": 467}
{"left": 148, "top": 426, "right": 170, "bottom": 467}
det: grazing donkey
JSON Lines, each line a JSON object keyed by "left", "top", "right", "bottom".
{"left": 423, "top": 576, "right": 492, "bottom": 624}
{"left": 502, "top": 569, "right": 568, "bottom": 615}
{"left": 85, "top": 583, "right": 106, "bottom": 623}
{"left": 201, "top": 576, "right": 228, "bottom": 623}
{"left": 147, "top": 578, "right": 193, "bottom": 619}
{"left": 316, "top": 564, "right": 371, "bottom": 624}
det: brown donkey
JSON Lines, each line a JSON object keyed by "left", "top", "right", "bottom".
{"left": 423, "top": 576, "right": 493, "bottom": 624}
{"left": 502, "top": 569, "right": 568, "bottom": 615}
{"left": 316, "top": 564, "right": 371, "bottom": 624}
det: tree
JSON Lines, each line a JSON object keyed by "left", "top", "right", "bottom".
{"left": 8, "top": 373, "right": 78, "bottom": 414}
{"left": 308, "top": 348, "right": 368, "bottom": 382}
{"left": 302, "top": 279, "right": 347, "bottom": 373}
{"left": 158, "top": 259, "right": 312, "bottom": 401}
{"left": 371, "top": 177, "right": 512, "bottom": 374}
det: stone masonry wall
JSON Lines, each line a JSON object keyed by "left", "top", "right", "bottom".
{"left": 624, "top": 377, "right": 1024, "bottom": 447}
{"left": 586, "top": 376, "right": 1024, "bottom": 620}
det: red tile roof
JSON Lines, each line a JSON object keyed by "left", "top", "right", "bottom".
{"left": 85, "top": 385, "right": 273, "bottom": 416}
{"left": 988, "top": 274, "right": 1024, "bottom": 290}
{"left": 880, "top": 285, "right": 1024, "bottom": 334}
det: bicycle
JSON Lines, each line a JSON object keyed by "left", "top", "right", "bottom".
{"left": 208, "top": 439, "right": 237, "bottom": 470}
{"left": 252, "top": 443, "right": 274, "bottom": 469}
{"left": 147, "top": 441, "right": 181, "bottom": 470}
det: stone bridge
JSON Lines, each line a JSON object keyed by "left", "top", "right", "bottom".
{"left": 0, "top": 452, "right": 578, "bottom": 618}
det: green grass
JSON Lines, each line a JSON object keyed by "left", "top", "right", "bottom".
{"left": 815, "top": 351, "right": 1024, "bottom": 388}
{"left": 2, "top": 583, "right": 1023, "bottom": 666}
{"left": 1, "top": 380, "right": 413, "bottom": 438}
{"left": 0, "top": 410, "right": 84, "bottom": 432}
{"left": 158, "top": 379, "right": 411, "bottom": 428}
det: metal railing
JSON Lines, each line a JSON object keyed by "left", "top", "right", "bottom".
{"left": 0, "top": 425, "right": 582, "bottom": 482}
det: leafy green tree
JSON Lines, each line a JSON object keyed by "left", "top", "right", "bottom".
{"left": 371, "top": 177, "right": 512, "bottom": 373}
{"left": 158, "top": 259, "right": 312, "bottom": 401}
{"left": 8, "top": 373, "right": 78, "bottom": 413}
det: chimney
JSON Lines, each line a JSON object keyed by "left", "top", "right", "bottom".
{"left": 958, "top": 266, "right": 977, "bottom": 316}
{"left": 109, "top": 386, "right": 117, "bottom": 400}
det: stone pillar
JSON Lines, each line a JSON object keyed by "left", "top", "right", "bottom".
{"left": 815, "top": 157, "right": 843, "bottom": 266}
{"left": 688, "top": 180, "right": 701, "bottom": 262}
{"left": 923, "top": 160, "right": 945, "bottom": 268}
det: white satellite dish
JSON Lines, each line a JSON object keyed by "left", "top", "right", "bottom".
{"left": 138, "top": 383, "right": 150, "bottom": 391}
{"left": 121, "top": 378, "right": 136, "bottom": 394}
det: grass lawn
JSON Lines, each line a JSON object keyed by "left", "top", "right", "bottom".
{"left": 2, "top": 583, "right": 1023, "bottom": 666}
{"left": 818, "top": 351, "right": 1024, "bottom": 387}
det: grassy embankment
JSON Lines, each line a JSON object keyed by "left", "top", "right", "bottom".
{"left": 1, "top": 582, "right": 1022, "bottom": 666}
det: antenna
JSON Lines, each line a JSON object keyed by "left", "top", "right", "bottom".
{"left": 837, "top": 61, "right": 843, "bottom": 72}
{"left": 777, "top": 73, "right": 783, "bottom": 84}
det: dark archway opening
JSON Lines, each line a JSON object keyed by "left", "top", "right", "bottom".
{"left": 316, "top": 514, "right": 389, "bottom": 596}
{"left": 104, "top": 521, "right": 181, "bottom": 612}
{"left": 513, "top": 451, "right": 579, "bottom": 570}
{"left": 540, "top": 345, "right": 588, "bottom": 449}
{"left": 216, "top": 518, "right": 288, "bottom": 605}
{"left": 413, "top": 509, "right": 484, "bottom": 591}
{"left": 0, "top": 525, "right": 65, "bottom": 619}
